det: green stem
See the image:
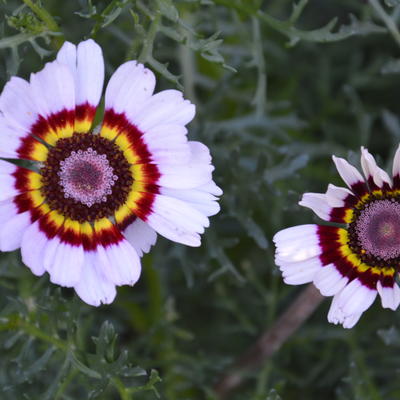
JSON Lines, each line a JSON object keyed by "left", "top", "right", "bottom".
{"left": 255, "top": 362, "right": 272, "bottom": 397}
{"left": 144, "top": 260, "right": 163, "bottom": 323}
{"left": 23, "top": 322, "right": 67, "bottom": 350}
{"left": 22, "top": 0, "right": 63, "bottom": 48}
{"left": 112, "top": 377, "right": 132, "bottom": 400}
{"left": 138, "top": 11, "right": 161, "bottom": 63}
{"left": 369, "top": 0, "right": 400, "bottom": 48}
{"left": 251, "top": 16, "right": 267, "bottom": 117}
{"left": 53, "top": 359, "right": 77, "bottom": 400}
{"left": 347, "top": 334, "right": 383, "bottom": 400}
{"left": 178, "top": 13, "right": 197, "bottom": 103}
{"left": 0, "top": 316, "right": 68, "bottom": 351}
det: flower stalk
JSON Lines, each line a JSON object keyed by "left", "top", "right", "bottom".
{"left": 214, "top": 284, "right": 324, "bottom": 399}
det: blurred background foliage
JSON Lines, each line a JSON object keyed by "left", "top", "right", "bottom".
{"left": 1, "top": 0, "right": 400, "bottom": 399}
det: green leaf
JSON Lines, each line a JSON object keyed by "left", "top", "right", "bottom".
{"left": 70, "top": 352, "right": 102, "bottom": 379}
{"left": 236, "top": 212, "right": 268, "bottom": 249}
{"left": 258, "top": 11, "right": 386, "bottom": 47}
{"left": 121, "top": 366, "right": 148, "bottom": 378}
{"left": 92, "top": 320, "right": 118, "bottom": 363}
{"left": 130, "top": 369, "right": 162, "bottom": 396}
{"left": 75, "top": 0, "right": 97, "bottom": 18}
{"left": 265, "top": 154, "right": 309, "bottom": 184}
{"left": 156, "top": 0, "right": 179, "bottom": 22}
{"left": 24, "top": 346, "right": 56, "bottom": 379}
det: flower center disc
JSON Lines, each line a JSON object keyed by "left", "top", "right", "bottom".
{"left": 59, "top": 148, "right": 118, "bottom": 207}
{"left": 41, "top": 133, "right": 133, "bottom": 222}
{"left": 355, "top": 199, "right": 400, "bottom": 260}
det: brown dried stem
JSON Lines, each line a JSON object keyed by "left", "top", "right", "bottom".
{"left": 214, "top": 284, "right": 324, "bottom": 399}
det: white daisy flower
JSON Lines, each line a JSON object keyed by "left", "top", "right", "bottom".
{"left": 0, "top": 39, "right": 221, "bottom": 306}
{"left": 273, "top": 147, "right": 400, "bottom": 328}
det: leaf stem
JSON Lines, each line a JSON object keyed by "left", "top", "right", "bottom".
{"left": 0, "top": 32, "right": 41, "bottom": 49}
{"left": 369, "top": 0, "right": 400, "bottom": 48}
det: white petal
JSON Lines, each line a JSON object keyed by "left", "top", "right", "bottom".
{"left": 0, "top": 199, "right": 19, "bottom": 226}
{"left": 299, "top": 193, "right": 331, "bottom": 221}
{"left": 123, "top": 218, "right": 157, "bottom": 257}
{"left": 313, "top": 264, "right": 349, "bottom": 296}
{"left": 325, "top": 184, "right": 353, "bottom": 207}
{"left": 105, "top": 61, "right": 156, "bottom": 118}
{"left": 56, "top": 41, "right": 77, "bottom": 79}
{"left": 0, "top": 176, "right": 19, "bottom": 200}
{"left": 361, "top": 146, "right": 391, "bottom": 188}
{"left": 21, "top": 220, "right": 47, "bottom": 276}
{"left": 126, "top": 124, "right": 191, "bottom": 165}
{"left": 334, "top": 279, "right": 377, "bottom": 316}
{"left": 96, "top": 240, "right": 141, "bottom": 286}
{"left": 273, "top": 224, "right": 317, "bottom": 242}
{"left": 332, "top": 155, "right": 365, "bottom": 189}
{"left": 377, "top": 281, "right": 400, "bottom": 311}
{"left": 0, "top": 160, "right": 19, "bottom": 200}
{"left": 341, "top": 313, "right": 363, "bottom": 329}
{"left": 0, "top": 158, "right": 17, "bottom": 174}
{"left": 273, "top": 225, "right": 321, "bottom": 262}
{"left": 146, "top": 194, "right": 210, "bottom": 247}
{"left": 328, "top": 296, "right": 363, "bottom": 329}
{"left": 142, "top": 127, "right": 191, "bottom": 165}
{"left": 0, "top": 77, "right": 37, "bottom": 132}
{"left": 43, "top": 235, "right": 59, "bottom": 273}
{"left": 0, "top": 117, "right": 24, "bottom": 158}
{"left": 190, "top": 141, "right": 212, "bottom": 164}
{"left": 143, "top": 124, "right": 188, "bottom": 144}
{"left": 0, "top": 210, "right": 31, "bottom": 251}
{"left": 278, "top": 256, "right": 322, "bottom": 285}
{"left": 76, "top": 40, "right": 104, "bottom": 107}
{"left": 157, "top": 142, "right": 214, "bottom": 189}
{"left": 74, "top": 252, "right": 116, "bottom": 306}
{"left": 201, "top": 180, "right": 223, "bottom": 196}
{"left": 30, "top": 61, "right": 75, "bottom": 117}
{"left": 393, "top": 144, "right": 400, "bottom": 178}
{"left": 135, "top": 89, "right": 195, "bottom": 132}
{"left": 57, "top": 40, "right": 104, "bottom": 109}
{"left": 360, "top": 146, "right": 376, "bottom": 180}
{"left": 160, "top": 182, "right": 221, "bottom": 217}
{"left": 44, "top": 239, "right": 84, "bottom": 287}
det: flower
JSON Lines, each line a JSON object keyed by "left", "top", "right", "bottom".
{"left": 273, "top": 147, "right": 400, "bottom": 328}
{"left": 0, "top": 39, "right": 221, "bottom": 306}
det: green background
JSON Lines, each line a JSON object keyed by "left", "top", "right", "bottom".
{"left": 1, "top": 0, "right": 400, "bottom": 399}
